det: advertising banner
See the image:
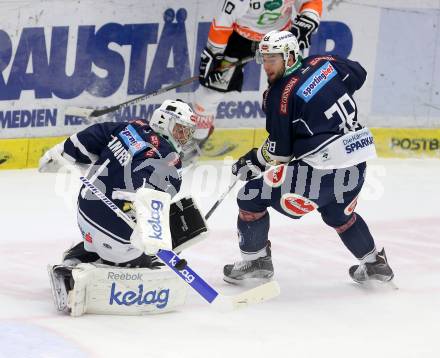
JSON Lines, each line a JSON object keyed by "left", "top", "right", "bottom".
{"left": 0, "top": 0, "right": 439, "bottom": 169}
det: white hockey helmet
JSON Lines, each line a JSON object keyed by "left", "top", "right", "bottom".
{"left": 149, "top": 99, "right": 196, "bottom": 154}
{"left": 257, "top": 30, "right": 300, "bottom": 70}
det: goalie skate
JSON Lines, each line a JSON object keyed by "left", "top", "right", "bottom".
{"left": 47, "top": 264, "right": 74, "bottom": 312}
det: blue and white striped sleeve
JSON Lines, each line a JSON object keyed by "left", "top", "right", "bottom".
{"left": 64, "top": 122, "right": 122, "bottom": 164}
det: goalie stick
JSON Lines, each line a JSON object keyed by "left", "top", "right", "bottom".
{"left": 79, "top": 176, "right": 280, "bottom": 310}
{"left": 66, "top": 56, "right": 255, "bottom": 120}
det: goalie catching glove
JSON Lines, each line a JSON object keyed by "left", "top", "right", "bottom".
{"left": 39, "top": 142, "right": 70, "bottom": 173}
{"left": 127, "top": 188, "right": 208, "bottom": 255}
{"left": 39, "top": 141, "right": 88, "bottom": 174}
{"left": 232, "top": 148, "right": 266, "bottom": 181}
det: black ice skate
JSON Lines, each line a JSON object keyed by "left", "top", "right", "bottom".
{"left": 349, "top": 248, "right": 394, "bottom": 283}
{"left": 223, "top": 244, "right": 274, "bottom": 284}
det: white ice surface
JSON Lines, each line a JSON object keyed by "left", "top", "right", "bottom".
{"left": 1, "top": 158, "right": 440, "bottom": 358}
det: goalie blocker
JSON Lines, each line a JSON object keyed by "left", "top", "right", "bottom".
{"left": 48, "top": 196, "right": 207, "bottom": 316}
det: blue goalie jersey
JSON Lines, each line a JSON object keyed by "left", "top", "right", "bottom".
{"left": 62, "top": 119, "right": 182, "bottom": 250}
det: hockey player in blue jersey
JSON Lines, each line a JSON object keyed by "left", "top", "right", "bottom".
{"left": 224, "top": 30, "right": 394, "bottom": 285}
{"left": 40, "top": 99, "right": 208, "bottom": 313}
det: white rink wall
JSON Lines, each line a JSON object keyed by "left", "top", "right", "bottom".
{"left": 0, "top": 0, "right": 439, "bottom": 139}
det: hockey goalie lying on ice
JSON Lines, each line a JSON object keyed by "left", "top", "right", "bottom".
{"left": 40, "top": 99, "right": 209, "bottom": 316}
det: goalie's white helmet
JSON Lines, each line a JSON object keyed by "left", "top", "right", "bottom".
{"left": 149, "top": 99, "right": 196, "bottom": 154}
{"left": 257, "top": 30, "right": 300, "bottom": 70}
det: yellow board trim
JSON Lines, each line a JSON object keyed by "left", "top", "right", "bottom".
{"left": 0, "top": 138, "right": 29, "bottom": 169}
{"left": 1, "top": 128, "right": 440, "bottom": 170}
{"left": 370, "top": 128, "right": 440, "bottom": 158}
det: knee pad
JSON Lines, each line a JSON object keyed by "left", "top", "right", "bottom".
{"left": 321, "top": 210, "right": 352, "bottom": 229}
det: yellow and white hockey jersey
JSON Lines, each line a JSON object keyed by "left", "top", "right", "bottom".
{"left": 207, "top": 0, "right": 322, "bottom": 50}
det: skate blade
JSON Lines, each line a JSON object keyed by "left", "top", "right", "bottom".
{"left": 47, "top": 265, "right": 69, "bottom": 311}
{"left": 223, "top": 275, "right": 274, "bottom": 286}
{"left": 352, "top": 277, "right": 399, "bottom": 290}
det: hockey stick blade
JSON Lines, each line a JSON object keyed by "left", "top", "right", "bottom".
{"left": 64, "top": 107, "right": 96, "bottom": 118}
{"left": 156, "top": 249, "right": 280, "bottom": 310}
{"left": 214, "top": 280, "right": 280, "bottom": 311}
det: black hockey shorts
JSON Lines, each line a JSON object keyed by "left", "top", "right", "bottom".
{"left": 236, "top": 161, "right": 367, "bottom": 228}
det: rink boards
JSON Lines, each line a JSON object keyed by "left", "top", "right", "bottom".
{"left": 0, "top": 1, "right": 439, "bottom": 169}
{"left": 1, "top": 127, "right": 440, "bottom": 170}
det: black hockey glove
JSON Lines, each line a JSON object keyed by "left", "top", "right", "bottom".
{"left": 232, "top": 148, "right": 265, "bottom": 181}
{"left": 290, "top": 13, "right": 319, "bottom": 50}
{"left": 199, "top": 47, "right": 224, "bottom": 87}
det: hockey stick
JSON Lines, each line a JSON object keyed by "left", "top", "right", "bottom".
{"left": 79, "top": 176, "right": 280, "bottom": 309}
{"left": 65, "top": 56, "right": 255, "bottom": 120}
{"left": 65, "top": 76, "right": 197, "bottom": 119}
{"left": 205, "top": 177, "right": 239, "bottom": 220}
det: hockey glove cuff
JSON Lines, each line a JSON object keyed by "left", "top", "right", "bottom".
{"left": 199, "top": 47, "right": 225, "bottom": 87}
{"left": 290, "top": 12, "right": 319, "bottom": 50}
{"left": 232, "top": 148, "right": 266, "bottom": 181}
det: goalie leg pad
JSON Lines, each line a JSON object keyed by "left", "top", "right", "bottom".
{"left": 170, "top": 197, "right": 208, "bottom": 252}
{"left": 66, "top": 263, "right": 188, "bottom": 316}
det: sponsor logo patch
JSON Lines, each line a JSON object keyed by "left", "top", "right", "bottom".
{"left": 119, "top": 124, "right": 148, "bottom": 155}
{"left": 280, "top": 76, "right": 298, "bottom": 114}
{"left": 343, "top": 131, "right": 374, "bottom": 154}
{"left": 85, "top": 232, "right": 93, "bottom": 243}
{"left": 145, "top": 149, "right": 156, "bottom": 158}
{"left": 280, "top": 193, "right": 318, "bottom": 217}
{"left": 264, "top": 165, "right": 286, "bottom": 188}
{"left": 169, "top": 254, "right": 195, "bottom": 283}
{"left": 308, "top": 56, "right": 336, "bottom": 66}
{"left": 148, "top": 200, "right": 165, "bottom": 241}
{"left": 344, "top": 195, "right": 359, "bottom": 216}
{"left": 109, "top": 282, "right": 169, "bottom": 308}
{"left": 262, "top": 89, "right": 269, "bottom": 113}
{"left": 150, "top": 134, "right": 159, "bottom": 148}
{"left": 145, "top": 134, "right": 160, "bottom": 158}
{"left": 107, "top": 272, "right": 143, "bottom": 280}
{"left": 296, "top": 62, "right": 337, "bottom": 103}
